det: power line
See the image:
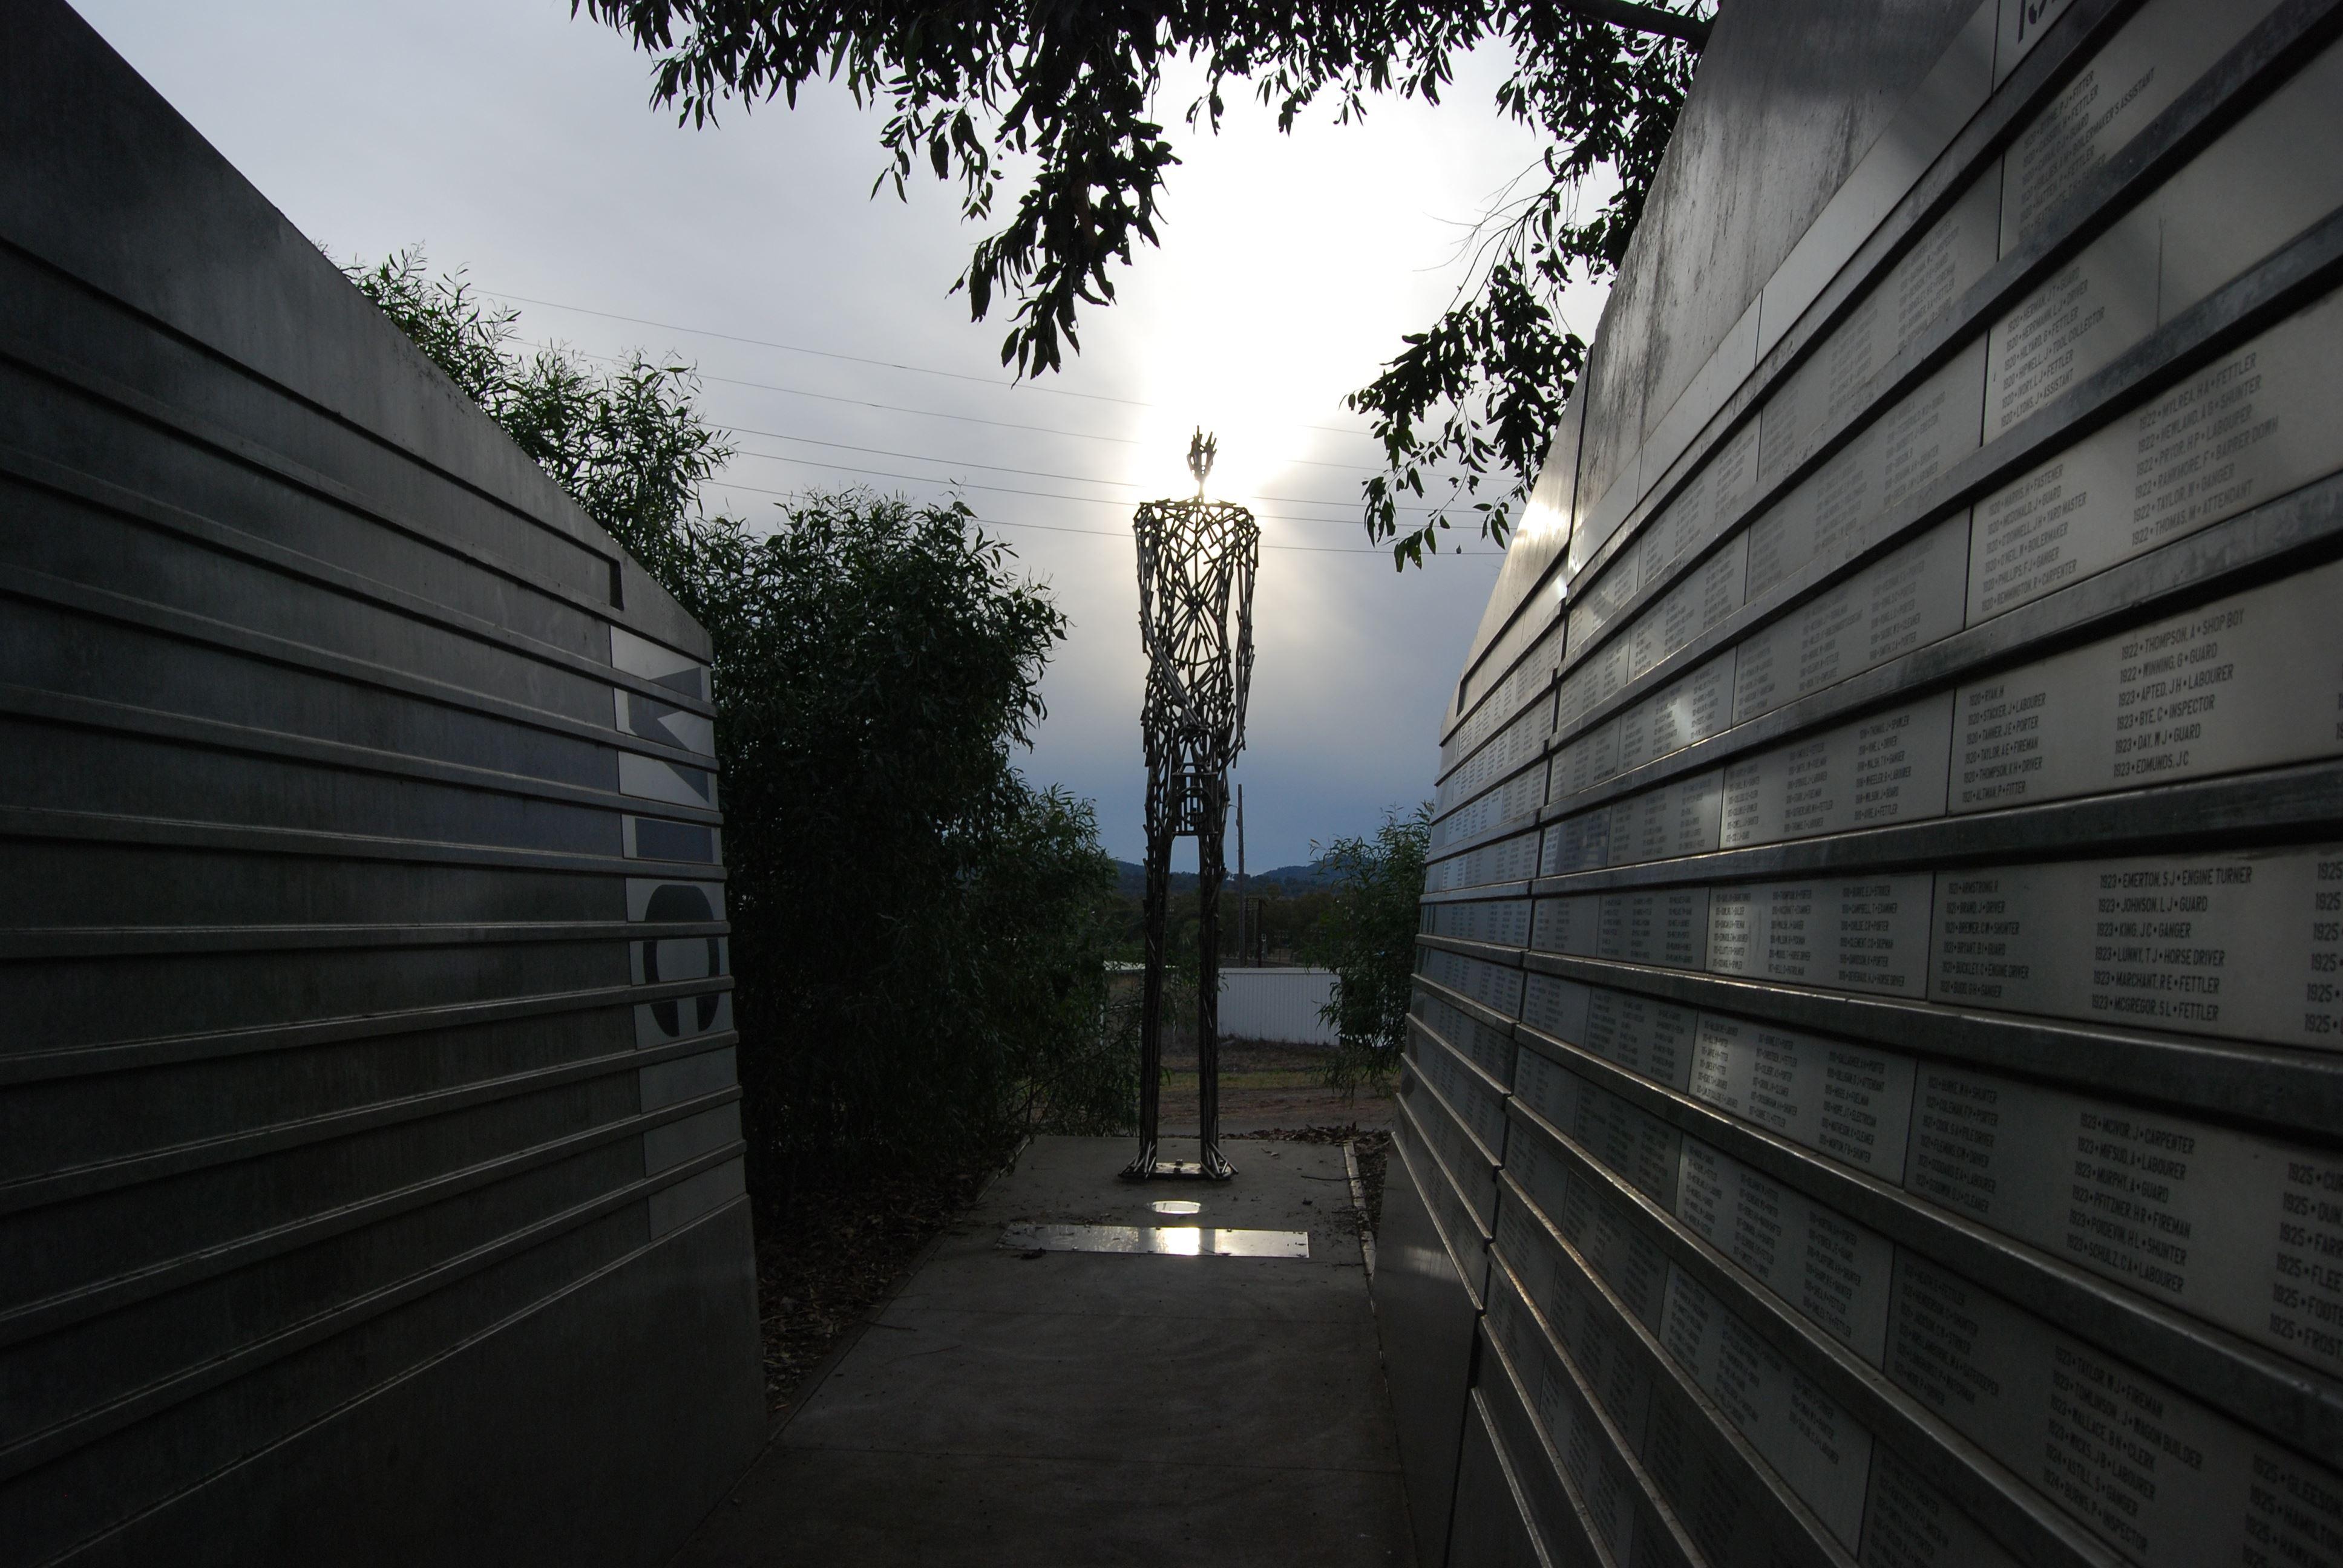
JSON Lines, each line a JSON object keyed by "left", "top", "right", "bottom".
{"left": 724, "top": 436, "right": 1438, "bottom": 518}
{"left": 700, "top": 476, "right": 1506, "bottom": 557}
{"left": 496, "top": 287, "right": 1383, "bottom": 441}
{"left": 549, "top": 342, "right": 1392, "bottom": 472}
{"left": 501, "top": 290, "right": 1154, "bottom": 409}
{"left": 727, "top": 448, "right": 1388, "bottom": 524}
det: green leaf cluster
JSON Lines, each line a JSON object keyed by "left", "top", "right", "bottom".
{"left": 573, "top": 1, "right": 1712, "bottom": 564}
{"left": 349, "top": 248, "right": 1132, "bottom": 1188}
{"left": 1306, "top": 802, "right": 1432, "bottom": 1092}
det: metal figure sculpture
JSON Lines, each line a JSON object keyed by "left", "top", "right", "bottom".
{"left": 1127, "top": 430, "right": 1258, "bottom": 1180}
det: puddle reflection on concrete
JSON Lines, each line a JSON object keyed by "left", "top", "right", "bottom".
{"left": 1000, "top": 1222, "right": 1308, "bottom": 1259}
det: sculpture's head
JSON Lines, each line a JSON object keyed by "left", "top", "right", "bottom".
{"left": 1187, "top": 428, "right": 1217, "bottom": 497}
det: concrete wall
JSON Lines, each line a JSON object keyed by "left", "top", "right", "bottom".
{"left": 1394, "top": 0, "right": 2343, "bottom": 1564}
{"left": 0, "top": 7, "right": 764, "bottom": 1563}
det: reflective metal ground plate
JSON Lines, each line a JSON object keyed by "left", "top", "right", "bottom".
{"left": 997, "top": 1223, "right": 1311, "bottom": 1259}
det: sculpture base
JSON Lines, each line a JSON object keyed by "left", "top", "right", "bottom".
{"left": 1119, "top": 1146, "right": 1237, "bottom": 1183}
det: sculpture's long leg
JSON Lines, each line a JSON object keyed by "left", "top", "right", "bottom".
{"left": 1194, "top": 786, "right": 1234, "bottom": 1181}
{"left": 1126, "top": 812, "right": 1173, "bottom": 1178}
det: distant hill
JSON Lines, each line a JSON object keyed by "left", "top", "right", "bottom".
{"left": 1111, "top": 860, "right": 1336, "bottom": 897}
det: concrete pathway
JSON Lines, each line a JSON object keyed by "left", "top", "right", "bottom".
{"left": 673, "top": 1135, "right": 1416, "bottom": 1567}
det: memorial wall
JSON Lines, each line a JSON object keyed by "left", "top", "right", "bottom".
{"left": 0, "top": 7, "right": 764, "bottom": 1564}
{"left": 1389, "top": 0, "right": 2343, "bottom": 1564}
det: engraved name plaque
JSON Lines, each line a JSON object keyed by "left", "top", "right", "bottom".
{"left": 1688, "top": 1014, "right": 1917, "bottom": 1180}
{"left": 1929, "top": 845, "right": 2343, "bottom": 1047}
{"left": 1707, "top": 874, "right": 1936, "bottom": 996}
{"left": 1722, "top": 691, "right": 1955, "bottom": 846}
{"left": 1735, "top": 516, "right": 1971, "bottom": 722}
{"left": 1617, "top": 652, "right": 1737, "bottom": 773}
{"left": 1749, "top": 339, "right": 1988, "bottom": 600}
{"left": 1971, "top": 284, "right": 2343, "bottom": 621}
{"left": 1582, "top": 987, "right": 1702, "bottom": 1091}
{"left": 1674, "top": 1138, "right": 1898, "bottom": 1365}
{"left": 1659, "top": 1265, "right": 1876, "bottom": 1549}
{"left": 1887, "top": 1254, "right": 2343, "bottom": 1568}
{"left": 1515, "top": 1045, "right": 1683, "bottom": 1206}
{"left": 1956, "top": 554, "right": 2343, "bottom": 810}
{"left": 1997, "top": 0, "right": 2281, "bottom": 250}
{"left": 1760, "top": 175, "right": 2001, "bottom": 491}
{"left": 1609, "top": 770, "right": 1726, "bottom": 868}
{"left": 1908, "top": 1062, "right": 2343, "bottom": 1379}
{"left": 1629, "top": 533, "right": 1748, "bottom": 681}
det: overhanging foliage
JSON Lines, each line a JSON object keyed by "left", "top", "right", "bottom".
{"left": 574, "top": 0, "right": 1712, "bottom": 564}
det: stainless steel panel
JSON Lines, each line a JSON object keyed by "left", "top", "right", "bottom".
{"left": 1656, "top": 1263, "right": 1876, "bottom": 1550}
{"left": 1514, "top": 1047, "right": 1683, "bottom": 1210}
{"left": 1552, "top": 718, "right": 1621, "bottom": 797}
{"left": 1376, "top": 1142, "right": 1483, "bottom": 1568}
{"left": 1929, "top": 843, "right": 2343, "bottom": 1046}
{"left": 1705, "top": 872, "right": 1936, "bottom": 998}
{"left": 1760, "top": 172, "right": 2002, "bottom": 490}
{"left": 1955, "top": 540, "right": 2343, "bottom": 812}
{"left": 1629, "top": 534, "right": 1749, "bottom": 681}
{"left": 0, "top": 4, "right": 762, "bottom": 1555}
{"left": 1996, "top": 0, "right": 2287, "bottom": 253}
{"left": 1420, "top": 947, "right": 1528, "bottom": 1020}
{"left": 1493, "top": 1188, "right": 1663, "bottom": 1443}
{"left": 1582, "top": 987, "right": 1702, "bottom": 1093}
{"left": 2152, "top": 36, "right": 2343, "bottom": 320}
{"left": 1532, "top": 894, "right": 1603, "bottom": 959}
{"left": 1472, "top": 1324, "right": 1610, "bottom": 1568}
{"left": 1886, "top": 1252, "right": 2343, "bottom": 1568}
{"left": 1746, "top": 339, "right": 1987, "bottom": 601}
{"left": 1611, "top": 769, "right": 1726, "bottom": 867}
{"left": 1688, "top": 1013, "right": 1918, "bottom": 1181}
{"left": 1672, "top": 1138, "right": 1898, "bottom": 1366}
{"left": 1861, "top": 1442, "right": 2027, "bottom": 1567}
{"left": 1616, "top": 651, "right": 1737, "bottom": 771}
{"left": 1521, "top": 972, "right": 1594, "bottom": 1049}
{"left": 1644, "top": 425, "right": 1761, "bottom": 589}
{"left": 1753, "top": 0, "right": 1995, "bottom": 362}
{"left": 1594, "top": 885, "right": 1713, "bottom": 970}
{"left": 1645, "top": 294, "right": 1762, "bottom": 491}
{"left": 1907, "top": 1059, "right": 2343, "bottom": 1379}
{"left": 1502, "top": 1119, "right": 1673, "bottom": 1337}
{"left": 1437, "top": 2, "right": 2343, "bottom": 1563}
{"left": 1734, "top": 515, "right": 1972, "bottom": 722}
{"left": 1446, "top": 1391, "right": 1553, "bottom": 1568}
{"left": 1482, "top": 1262, "right": 1653, "bottom": 1567}
{"left": 1430, "top": 896, "right": 1535, "bottom": 949}
{"left": 1542, "top": 807, "right": 1613, "bottom": 876}
{"left": 1975, "top": 280, "right": 2343, "bottom": 619}
{"left": 1397, "top": 1086, "right": 1497, "bottom": 1298}
{"left": 1721, "top": 690, "right": 1955, "bottom": 846}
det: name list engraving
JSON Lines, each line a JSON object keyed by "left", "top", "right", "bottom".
{"left": 1688, "top": 1015, "right": 1916, "bottom": 1180}
{"left": 1908, "top": 1062, "right": 2343, "bottom": 1381}
{"left": 1929, "top": 845, "right": 2343, "bottom": 1047}
{"left": 1955, "top": 554, "right": 2343, "bottom": 810}
{"left": 1707, "top": 874, "right": 1935, "bottom": 996}
{"left": 1735, "top": 516, "right": 1971, "bottom": 722}
{"left": 1674, "top": 1138, "right": 1898, "bottom": 1365}
{"left": 1975, "top": 286, "right": 2343, "bottom": 619}
{"left": 1722, "top": 691, "right": 1955, "bottom": 846}
{"left": 1887, "top": 1254, "right": 2343, "bottom": 1568}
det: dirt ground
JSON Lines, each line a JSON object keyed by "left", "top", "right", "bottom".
{"left": 1159, "top": 1037, "right": 1397, "bottom": 1135}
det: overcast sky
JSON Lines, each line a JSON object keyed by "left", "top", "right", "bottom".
{"left": 75, "top": 0, "right": 1611, "bottom": 868}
